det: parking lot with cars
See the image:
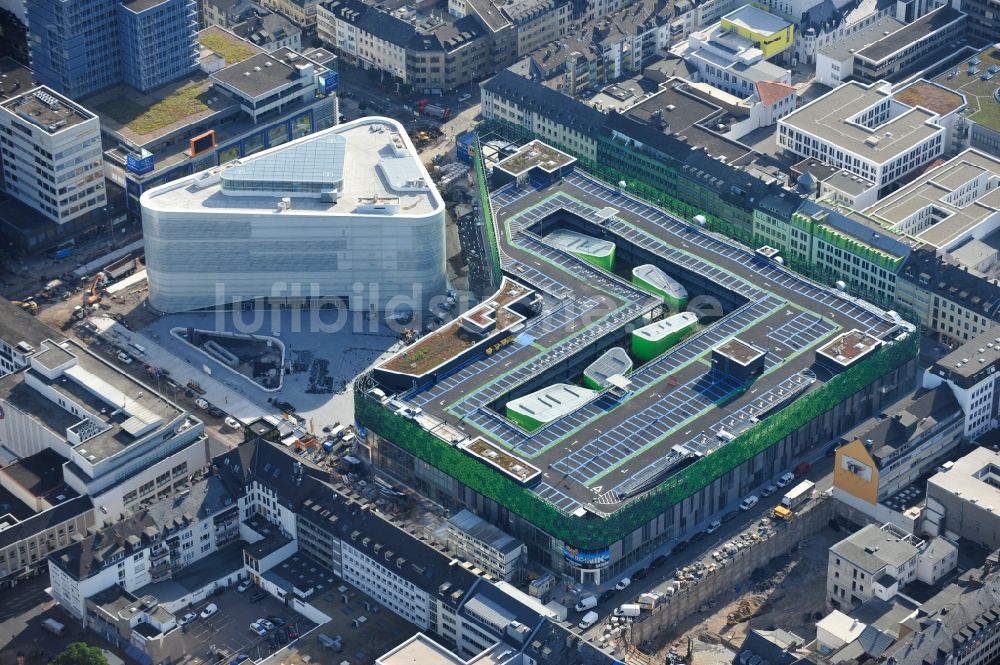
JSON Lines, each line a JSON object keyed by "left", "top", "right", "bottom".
{"left": 176, "top": 586, "right": 315, "bottom": 663}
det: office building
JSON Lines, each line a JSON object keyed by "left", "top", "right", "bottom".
{"left": 140, "top": 118, "right": 446, "bottom": 313}
{"left": 926, "top": 447, "right": 1000, "bottom": 551}
{"left": 447, "top": 510, "right": 527, "bottom": 582}
{"left": 826, "top": 523, "right": 956, "bottom": 612}
{"left": 27, "top": 0, "right": 198, "bottom": 99}
{"left": 118, "top": 0, "right": 199, "bottom": 92}
{"left": 778, "top": 81, "right": 946, "bottom": 195}
{"left": 815, "top": 6, "right": 965, "bottom": 87}
{"left": 0, "top": 87, "right": 106, "bottom": 228}
{"left": 960, "top": 0, "right": 1000, "bottom": 44}
{"left": 833, "top": 386, "right": 962, "bottom": 526}
{"left": 923, "top": 326, "right": 1000, "bottom": 437}
{"left": 92, "top": 35, "right": 337, "bottom": 219}
{"left": 0, "top": 335, "right": 209, "bottom": 522}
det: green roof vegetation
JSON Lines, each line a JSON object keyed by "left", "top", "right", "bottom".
{"left": 357, "top": 332, "right": 917, "bottom": 550}
{"left": 96, "top": 82, "right": 212, "bottom": 135}
{"left": 931, "top": 46, "right": 1000, "bottom": 131}
{"left": 474, "top": 136, "right": 503, "bottom": 286}
{"left": 200, "top": 31, "right": 257, "bottom": 65}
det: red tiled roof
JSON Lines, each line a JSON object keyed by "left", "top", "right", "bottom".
{"left": 756, "top": 80, "right": 796, "bottom": 107}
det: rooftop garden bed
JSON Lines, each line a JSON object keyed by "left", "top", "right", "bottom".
{"left": 464, "top": 437, "right": 541, "bottom": 484}
{"left": 200, "top": 31, "right": 258, "bottom": 65}
{"left": 96, "top": 81, "right": 212, "bottom": 135}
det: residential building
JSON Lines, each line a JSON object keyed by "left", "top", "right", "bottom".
{"left": 778, "top": 81, "right": 946, "bottom": 196}
{"left": 27, "top": 0, "right": 199, "bottom": 98}
{"left": 795, "top": 0, "right": 896, "bottom": 67}
{"left": 452, "top": 0, "right": 572, "bottom": 62}
{"left": 815, "top": 6, "right": 965, "bottom": 87}
{"left": 232, "top": 9, "right": 302, "bottom": 51}
{"left": 48, "top": 475, "right": 242, "bottom": 663}
{"left": 895, "top": 250, "right": 1000, "bottom": 348}
{"left": 317, "top": 0, "right": 492, "bottom": 94}
{"left": 90, "top": 34, "right": 337, "bottom": 220}
{"left": 927, "top": 43, "right": 1000, "bottom": 158}
{"left": 752, "top": 199, "right": 911, "bottom": 305}
{"left": 826, "top": 523, "right": 956, "bottom": 612}
{"left": 673, "top": 8, "right": 792, "bottom": 100}
{"left": 447, "top": 510, "right": 527, "bottom": 582}
{"left": 923, "top": 327, "right": 1000, "bottom": 437}
{"left": 925, "top": 447, "right": 1000, "bottom": 549}
{"left": 140, "top": 117, "right": 445, "bottom": 313}
{"left": 0, "top": 87, "right": 106, "bottom": 229}
{"left": 833, "top": 386, "right": 963, "bottom": 526}
{"left": 215, "top": 436, "right": 613, "bottom": 663}
{"left": 0, "top": 334, "right": 209, "bottom": 523}
{"left": 259, "top": 0, "right": 319, "bottom": 26}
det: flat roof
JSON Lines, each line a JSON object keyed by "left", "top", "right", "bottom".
{"left": 831, "top": 523, "right": 922, "bottom": 572}
{"left": 715, "top": 338, "right": 764, "bottom": 364}
{"left": 856, "top": 6, "right": 965, "bottom": 64}
{"left": 211, "top": 49, "right": 303, "bottom": 99}
{"left": 0, "top": 86, "right": 95, "bottom": 133}
{"left": 928, "top": 446, "right": 1000, "bottom": 511}
{"left": 374, "top": 169, "right": 903, "bottom": 513}
{"left": 141, "top": 118, "right": 440, "bottom": 217}
{"left": 377, "top": 634, "right": 467, "bottom": 665}
{"left": 545, "top": 229, "right": 616, "bottom": 257}
{"left": 865, "top": 149, "right": 1000, "bottom": 249}
{"left": 928, "top": 44, "right": 1000, "bottom": 132}
{"left": 819, "top": 15, "right": 905, "bottom": 62}
{"left": 780, "top": 81, "right": 943, "bottom": 164}
{"left": 32, "top": 339, "right": 186, "bottom": 464}
{"left": 0, "top": 58, "right": 35, "bottom": 101}
{"left": 495, "top": 140, "right": 575, "bottom": 175}
{"left": 721, "top": 4, "right": 792, "bottom": 36}
{"left": 122, "top": 0, "right": 172, "bottom": 11}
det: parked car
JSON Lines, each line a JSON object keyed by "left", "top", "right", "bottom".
{"left": 194, "top": 397, "right": 209, "bottom": 410}
{"left": 633, "top": 568, "right": 649, "bottom": 581}
{"left": 458, "top": 93, "right": 472, "bottom": 103}
{"left": 286, "top": 624, "right": 298, "bottom": 640}
{"left": 258, "top": 618, "right": 275, "bottom": 631}
{"left": 650, "top": 555, "right": 667, "bottom": 568}
{"left": 237, "top": 580, "right": 252, "bottom": 593}
{"left": 722, "top": 510, "right": 740, "bottom": 523}
{"left": 200, "top": 603, "right": 219, "bottom": 619}
{"left": 598, "top": 590, "right": 615, "bottom": 603}
{"left": 116, "top": 351, "right": 132, "bottom": 365}
{"left": 208, "top": 406, "right": 225, "bottom": 418}
{"left": 671, "top": 540, "right": 689, "bottom": 554}
{"left": 761, "top": 482, "right": 777, "bottom": 497}
{"left": 178, "top": 612, "right": 197, "bottom": 626}
{"left": 224, "top": 416, "right": 241, "bottom": 430}
{"left": 740, "top": 495, "right": 760, "bottom": 511}
{"left": 268, "top": 615, "right": 286, "bottom": 627}
{"left": 614, "top": 577, "right": 631, "bottom": 591}
{"left": 691, "top": 530, "right": 707, "bottom": 543}
{"left": 706, "top": 520, "right": 721, "bottom": 534}
{"left": 776, "top": 472, "right": 795, "bottom": 488}
{"left": 249, "top": 622, "right": 268, "bottom": 637}
{"left": 276, "top": 627, "right": 288, "bottom": 644}
{"left": 249, "top": 591, "right": 266, "bottom": 603}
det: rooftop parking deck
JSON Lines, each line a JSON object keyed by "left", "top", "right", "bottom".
{"left": 369, "top": 169, "right": 905, "bottom": 518}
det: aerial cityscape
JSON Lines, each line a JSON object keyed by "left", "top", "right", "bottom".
{"left": 0, "top": 0, "right": 999, "bottom": 664}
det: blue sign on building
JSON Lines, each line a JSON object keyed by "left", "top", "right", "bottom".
{"left": 322, "top": 71, "right": 339, "bottom": 94}
{"left": 126, "top": 151, "right": 155, "bottom": 176}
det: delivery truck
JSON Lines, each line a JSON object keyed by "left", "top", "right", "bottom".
{"left": 774, "top": 480, "right": 815, "bottom": 519}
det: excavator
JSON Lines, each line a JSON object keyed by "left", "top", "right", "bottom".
{"left": 83, "top": 272, "right": 107, "bottom": 306}
{"left": 11, "top": 300, "right": 38, "bottom": 315}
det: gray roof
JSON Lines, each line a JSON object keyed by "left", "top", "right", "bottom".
{"left": 932, "top": 323, "right": 1000, "bottom": 382}
{"left": 841, "top": 386, "right": 959, "bottom": 463}
{"left": 899, "top": 248, "right": 1000, "bottom": 327}
{"left": 449, "top": 509, "right": 524, "bottom": 556}
{"left": 819, "top": 15, "right": 904, "bottom": 62}
{"left": 830, "top": 524, "right": 919, "bottom": 574}
{"left": 482, "top": 69, "right": 605, "bottom": 134}
{"left": 144, "top": 476, "right": 237, "bottom": 532}
{"left": 856, "top": 6, "right": 965, "bottom": 64}
{"left": 211, "top": 49, "right": 302, "bottom": 99}
{"left": 0, "top": 494, "right": 91, "bottom": 551}
{"left": 798, "top": 200, "right": 911, "bottom": 261}
{"left": 51, "top": 511, "right": 160, "bottom": 580}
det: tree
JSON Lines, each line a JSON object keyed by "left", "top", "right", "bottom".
{"left": 51, "top": 643, "right": 108, "bottom": 665}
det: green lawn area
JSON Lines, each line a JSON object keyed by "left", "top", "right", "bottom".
{"left": 201, "top": 32, "right": 257, "bottom": 65}
{"left": 96, "top": 84, "right": 211, "bottom": 135}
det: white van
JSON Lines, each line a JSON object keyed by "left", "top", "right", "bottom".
{"left": 42, "top": 618, "right": 65, "bottom": 636}
{"left": 578, "top": 610, "right": 599, "bottom": 629}
{"left": 776, "top": 472, "right": 795, "bottom": 488}
{"left": 128, "top": 342, "right": 146, "bottom": 356}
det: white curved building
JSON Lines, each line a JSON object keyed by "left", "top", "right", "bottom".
{"left": 140, "top": 117, "right": 446, "bottom": 313}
